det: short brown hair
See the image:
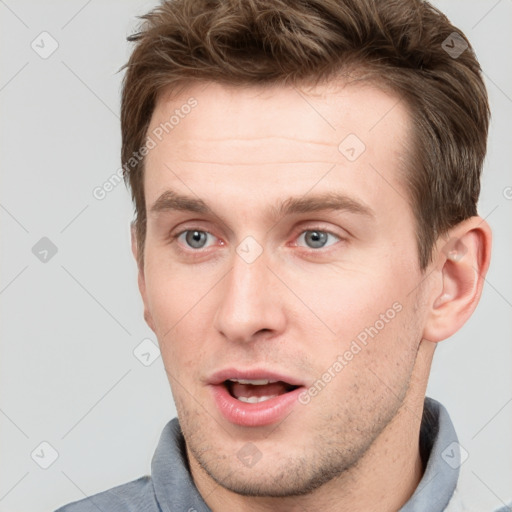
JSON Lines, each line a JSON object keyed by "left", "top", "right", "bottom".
{"left": 121, "top": 0, "right": 489, "bottom": 269}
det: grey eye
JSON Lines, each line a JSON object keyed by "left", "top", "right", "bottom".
{"left": 297, "top": 230, "right": 340, "bottom": 249}
{"left": 304, "top": 230, "right": 328, "bottom": 249}
{"left": 184, "top": 230, "right": 209, "bottom": 249}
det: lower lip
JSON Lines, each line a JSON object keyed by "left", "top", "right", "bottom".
{"left": 210, "top": 383, "right": 304, "bottom": 427}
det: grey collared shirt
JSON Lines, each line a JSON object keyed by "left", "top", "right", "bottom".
{"left": 54, "top": 397, "right": 507, "bottom": 512}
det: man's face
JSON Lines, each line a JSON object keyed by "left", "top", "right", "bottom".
{"left": 138, "top": 80, "right": 430, "bottom": 496}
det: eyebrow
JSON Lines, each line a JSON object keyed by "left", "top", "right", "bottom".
{"left": 149, "top": 189, "right": 375, "bottom": 221}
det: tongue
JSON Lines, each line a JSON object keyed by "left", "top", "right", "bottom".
{"left": 231, "top": 381, "right": 290, "bottom": 399}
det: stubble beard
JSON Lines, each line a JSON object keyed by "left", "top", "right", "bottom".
{"left": 179, "top": 378, "right": 413, "bottom": 499}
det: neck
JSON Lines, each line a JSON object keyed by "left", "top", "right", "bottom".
{"left": 190, "top": 341, "right": 434, "bottom": 512}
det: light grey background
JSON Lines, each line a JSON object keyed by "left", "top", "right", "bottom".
{"left": 0, "top": 1, "right": 511, "bottom": 511}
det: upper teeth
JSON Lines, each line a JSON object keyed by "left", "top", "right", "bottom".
{"left": 237, "top": 395, "right": 277, "bottom": 403}
{"left": 229, "top": 378, "right": 277, "bottom": 385}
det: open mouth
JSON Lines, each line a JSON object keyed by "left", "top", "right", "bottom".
{"left": 224, "top": 378, "right": 300, "bottom": 403}
{"left": 209, "top": 371, "right": 305, "bottom": 426}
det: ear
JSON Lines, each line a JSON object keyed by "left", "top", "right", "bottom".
{"left": 130, "top": 222, "right": 156, "bottom": 332}
{"left": 422, "top": 217, "right": 492, "bottom": 343}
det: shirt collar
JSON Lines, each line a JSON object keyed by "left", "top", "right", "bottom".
{"left": 400, "top": 397, "right": 460, "bottom": 511}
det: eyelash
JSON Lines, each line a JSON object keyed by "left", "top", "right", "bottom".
{"left": 169, "top": 226, "right": 343, "bottom": 255}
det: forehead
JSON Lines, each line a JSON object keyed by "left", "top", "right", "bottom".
{"left": 150, "top": 79, "right": 409, "bottom": 146}
{"left": 144, "top": 80, "right": 412, "bottom": 217}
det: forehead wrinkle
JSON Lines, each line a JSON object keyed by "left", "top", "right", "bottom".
{"left": 173, "top": 136, "right": 335, "bottom": 146}
{"left": 174, "top": 160, "right": 341, "bottom": 165}
{"left": 168, "top": 136, "right": 342, "bottom": 166}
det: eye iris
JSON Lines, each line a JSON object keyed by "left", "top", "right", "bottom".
{"left": 305, "top": 230, "right": 327, "bottom": 248}
{"left": 186, "top": 230, "right": 207, "bottom": 248}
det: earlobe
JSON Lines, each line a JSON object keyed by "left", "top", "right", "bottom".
{"left": 422, "top": 217, "right": 492, "bottom": 343}
{"left": 130, "top": 221, "right": 144, "bottom": 276}
{"left": 130, "top": 221, "right": 139, "bottom": 268}
{"left": 130, "top": 222, "right": 156, "bottom": 333}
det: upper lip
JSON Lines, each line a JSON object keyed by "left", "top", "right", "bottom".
{"left": 207, "top": 367, "right": 305, "bottom": 387}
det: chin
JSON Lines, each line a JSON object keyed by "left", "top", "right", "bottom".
{"left": 193, "top": 447, "right": 353, "bottom": 498}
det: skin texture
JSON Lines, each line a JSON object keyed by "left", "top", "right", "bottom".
{"left": 133, "top": 80, "right": 491, "bottom": 512}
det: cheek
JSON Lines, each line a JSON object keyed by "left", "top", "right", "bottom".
{"left": 286, "top": 264, "right": 422, "bottom": 382}
{"left": 144, "top": 253, "right": 209, "bottom": 327}
{"left": 143, "top": 261, "right": 217, "bottom": 367}
{"left": 288, "top": 267, "right": 406, "bottom": 334}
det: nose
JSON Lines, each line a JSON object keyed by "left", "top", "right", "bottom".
{"left": 213, "top": 247, "right": 287, "bottom": 344}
